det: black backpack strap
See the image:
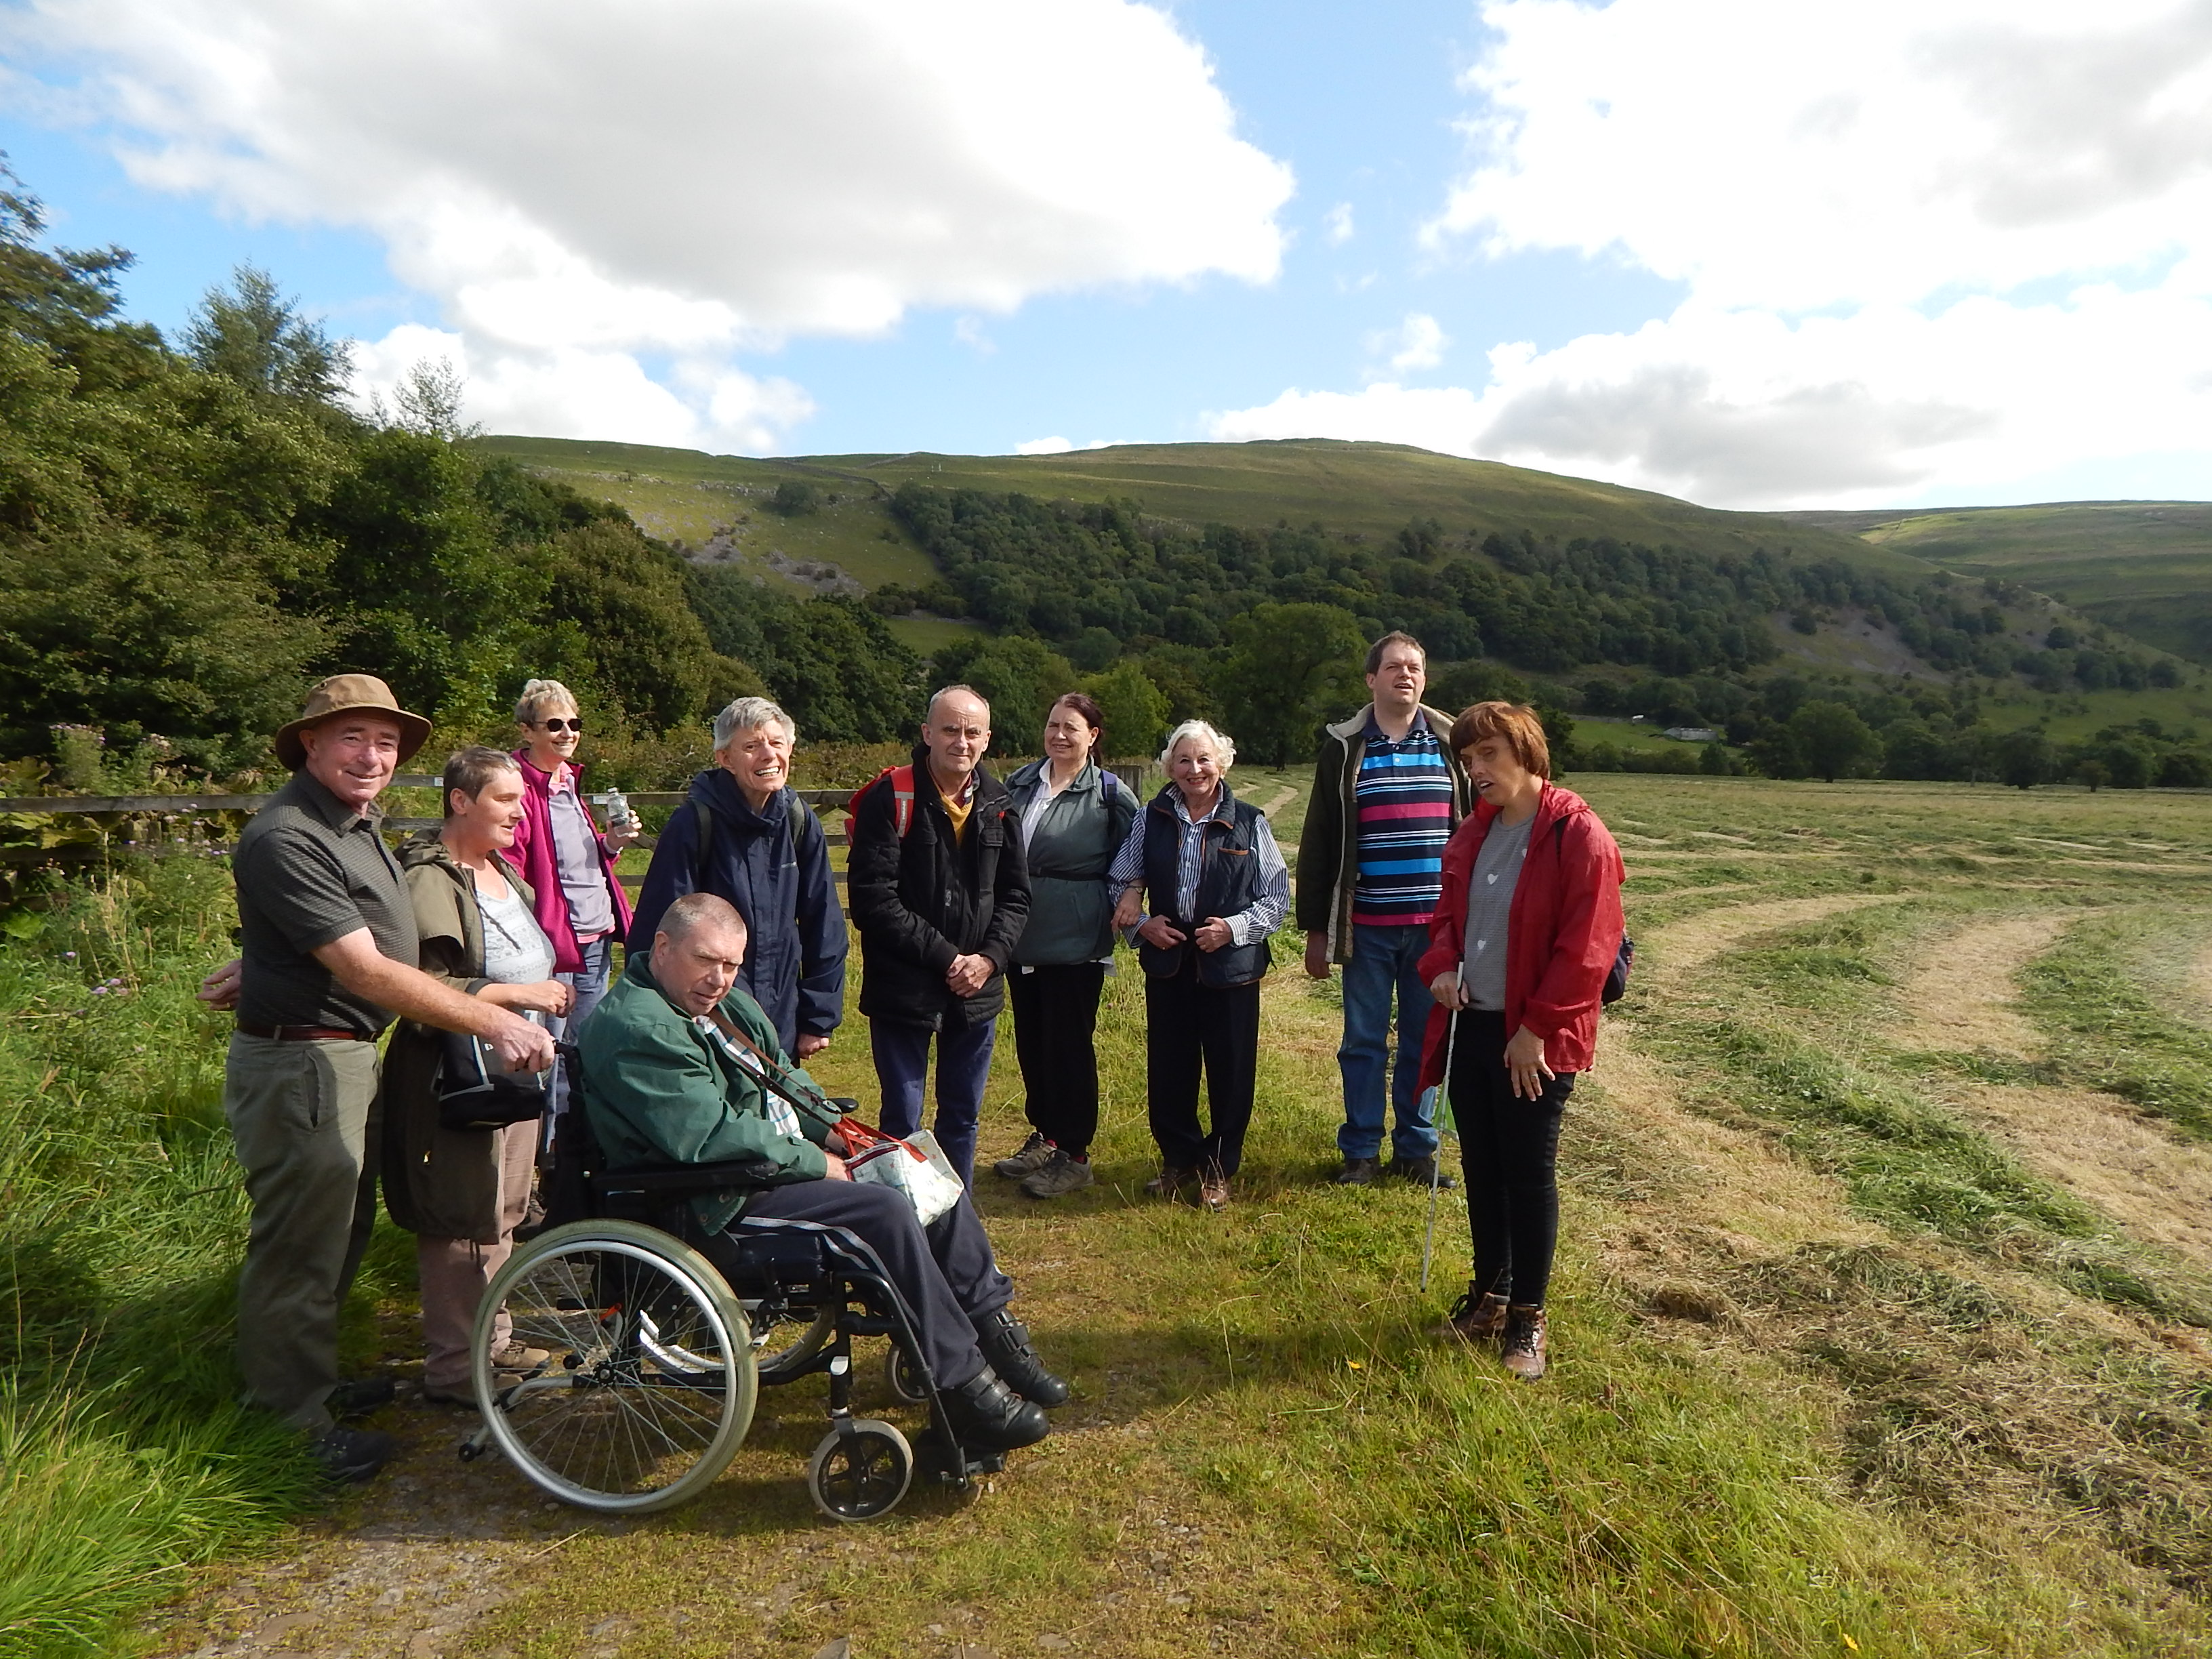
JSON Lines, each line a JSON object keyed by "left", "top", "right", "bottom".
{"left": 688, "top": 798, "right": 714, "bottom": 888}
{"left": 785, "top": 790, "right": 821, "bottom": 859}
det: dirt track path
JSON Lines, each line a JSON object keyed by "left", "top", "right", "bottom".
{"left": 1644, "top": 894, "right": 1899, "bottom": 992}
{"left": 1896, "top": 913, "right": 2071, "bottom": 1059}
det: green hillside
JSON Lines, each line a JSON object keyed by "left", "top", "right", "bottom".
{"left": 1782, "top": 501, "right": 2212, "bottom": 663}
{"left": 476, "top": 434, "right": 1928, "bottom": 584}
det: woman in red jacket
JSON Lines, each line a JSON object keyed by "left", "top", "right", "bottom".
{"left": 1417, "top": 701, "right": 1624, "bottom": 1380}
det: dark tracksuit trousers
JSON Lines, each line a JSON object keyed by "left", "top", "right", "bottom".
{"left": 1008, "top": 963, "right": 1107, "bottom": 1158}
{"left": 1145, "top": 953, "right": 1261, "bottom": 1179}
{"left": 728, "top": 1180, "right": 1012, "bottom": 1387}
{"left": 1447, "top": 1008, "right": 1576, "bottom": 1306}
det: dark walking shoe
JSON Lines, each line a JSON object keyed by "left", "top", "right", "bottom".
{"left": 310, "top": 1425, "right": 397, "bottom": 1483}
{"left": 1387, "top": 1155, "right": 1456, "bottom": 1191}
{"left": 1334, "top": 1155, "right": 1382, "bottom": 1186}
{"left": 1144, "top": 1164, "right": 1197, "bottom": 1198}
{"left": 993, "top": 1131, "right": 1054, "bottom": 1180}
{"left": 1019, "top": 1148, "right": 1094, "bottom": 1199}
{"left": 1500, "top": 1305, "right": 1549, "bottom": 1380}
{"left": 1198, "top": 1170, "right": 1231, "bottom": 1212}
{"left": 1437, "top": 1287, "right": 1509, "bottom": 1344}
{"left": 942, "top": 1366, "right": 1050, "bottom": 1451}
{"left": 327, "top": 1376, "right": 396, "bottom": 1417}
{"left": 976, "top": 1309, "right": 1069, "bottom": 1406}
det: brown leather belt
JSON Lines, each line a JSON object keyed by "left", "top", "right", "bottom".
{"left": 235, "top": 1021, "right": 373, "bottom": 1042}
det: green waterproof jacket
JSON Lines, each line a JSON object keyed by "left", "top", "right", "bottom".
{"left": 578, "top": 951, "right": 841, "bottom": 1233}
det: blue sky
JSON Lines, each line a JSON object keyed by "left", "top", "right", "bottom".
{"left": 5, "top": 0, "right": 2211, "bottom": 510}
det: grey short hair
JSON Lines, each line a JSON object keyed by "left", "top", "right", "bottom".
{"left": 1160, "top": 719, "right": 1235, "bottom": 770}
{"left": 712, "top": 696, "right": 796, "bottom": 752}
{"left": 657, "top": 890, "right": 746, "bottom": 945}
{"left": 441, "top": 745, "right": 520, "bottom": 816}
{"left": 515, "top": 678, "right": 578, "bottom": 724}
{"left": 926, "top": 684, "right": 989, "bottom": 721}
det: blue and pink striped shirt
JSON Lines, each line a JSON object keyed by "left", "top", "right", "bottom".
{"left": 1351, "top": 712, "right": 1454, "bottom": 928}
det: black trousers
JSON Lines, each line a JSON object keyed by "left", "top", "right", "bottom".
{"left": 1008, "top": 963, "right": 1107, "bottom": 1156}
{"left": 733, "top": 1181, "right": 1012, "bottom": 1387}
{"left": 1446, "top": 1009, "right": 1575, "bottom": 1307}
{"left": 1144, "top": 956, "right": 1261, "bottom": 1179}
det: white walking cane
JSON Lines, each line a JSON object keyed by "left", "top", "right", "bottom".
{"left": 1419, "top": 1004, "right": 1462, "bottom": 1293}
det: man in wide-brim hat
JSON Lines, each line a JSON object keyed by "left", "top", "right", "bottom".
{"left": 201, "top": 675, "right": 555, "bottom": 1483}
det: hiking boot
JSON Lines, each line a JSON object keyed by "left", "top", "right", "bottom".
{"left": 1334, "top": 1155, "right": 1382, "bottom": 1186}
{"left": 1144, "top": 1164, "right": 1197, "bottom": 1198}
{"left": 1198, "top": 1170, "right": 1231, "bottom": 1212}
{"left": 1387, "top": 1154, "right": 1456, "bottom": 1191}
{"left": 489, "top": 1341, "right": 552, "bottom": 1372}
{"left": 975, "top": 1309, "right": 1069, "bottom": 1406}
{"left": 422, "top": 1378, "right": 481, "bottom": 1411}
{"left": 942, "top": 1366, "right": 1050, "bottom": 1452}
{"left": 993, "top": 1131, "right": 1055, "bottom": 1180}
{"left": 1019, "top": 1148, "right": 1094, "bottom": 1200}
{"left": 310, "top": 1425, "right": 397, "bottom": 1483}
{"left": 1500, "top": 1305, "right": 1549, "bottom": 1380}
{"left": 327, "top": 1375, "right": 396, "bottom": 1417}
{"left": 1437, "top": 1288, "right": 1509, "bottom": 1344}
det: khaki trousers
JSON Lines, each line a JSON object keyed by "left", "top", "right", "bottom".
{"left": 222, "top": 1033, "right": 383, "bottom": 1432}
{"left": 416, "top": 1120, "right": 535, "bottom": 1389}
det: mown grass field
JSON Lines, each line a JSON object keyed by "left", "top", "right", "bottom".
{"left": 9, "top": 773, "right": 2212, "bottom": 1657}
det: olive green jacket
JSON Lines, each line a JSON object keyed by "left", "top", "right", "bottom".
{"left": 379, "top": 832, "right": 530, "bottom": 1243}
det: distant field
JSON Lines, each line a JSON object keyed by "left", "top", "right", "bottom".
{"left": 479, "top": 434, "right": 1925, "bottom": 577}
{"left": 1784, "top": 501, "right": 2212, "bottom": 663}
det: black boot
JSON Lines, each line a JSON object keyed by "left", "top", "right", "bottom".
{"left": 975, "top": 1309, "right": 1069, "bottom": 1406}
{"left": 941, "top": 1366, "right": 1050, "bottom": 1451}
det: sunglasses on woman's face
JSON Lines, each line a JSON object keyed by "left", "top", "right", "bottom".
{"left": 536, "top": 718, "right": 583, "bottom": 734}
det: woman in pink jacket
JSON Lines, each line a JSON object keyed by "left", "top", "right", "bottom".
{"left": 506, "top": 679, "right": 638, "bottom": 1139}
{"left": 1417, "top": 701, "right": 1624, "bottom": 1381}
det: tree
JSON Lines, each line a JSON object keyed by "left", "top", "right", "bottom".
{"left": 949, "top": 636, "right": 1082, "bottom": 742}
{"left": 183, "top": 265, "right": 351, "bottom": 403}
{"left": 1995, "top": 727, "right": 2055, "bottom": 790}
{"left": 1083, "top": 660, "right": 1170, "bottom": 761}
{"left": 1216, "top": 602, "right": 1366, "bottom": 768}
{"left": 1786, "top": 700, "right": 1882, "bottom": 781}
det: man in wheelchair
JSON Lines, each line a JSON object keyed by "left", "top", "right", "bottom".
{"left": 579, "top": 891, "right": 1065, "bottom": 1453}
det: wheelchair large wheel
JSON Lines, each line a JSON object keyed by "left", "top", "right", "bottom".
{"left": 747, "top": 1299, "right": 837, "bottom": 1386}
{"left": 806, "top": 1419, "right": 913, "bottom": 1521}
{"left": 472, "top": 1220, "right": 756, "bottom": 1514}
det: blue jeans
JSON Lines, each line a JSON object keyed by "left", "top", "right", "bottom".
{"left": 544, "top": 933, "right": 614, "bottom": 1159}
{"left": 871, "top": 1016, "right": 998, "bottom": 1191}
{"left": 1336, "top": 924, "right": 1439, "bottom": 1161}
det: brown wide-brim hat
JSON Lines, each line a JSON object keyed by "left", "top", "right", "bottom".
{"left": 274, "top": 674, "right": 433, "bottom": 770}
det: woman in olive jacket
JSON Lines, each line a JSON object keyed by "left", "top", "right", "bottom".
{"left": 380, "top": 748, "right": 571, "bottom": 1407}
{"left": 991, "top": 693, "right": 1138, "bottom": 1199}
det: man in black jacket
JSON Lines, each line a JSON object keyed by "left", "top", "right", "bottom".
{"left": 849, "top": 685, "right": 1029, "bottom": 1187}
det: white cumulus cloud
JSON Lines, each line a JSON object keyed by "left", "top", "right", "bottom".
{"left": 9, "top": 0, "right": 1292, "bottom": 451}
{"left": 1371, "top": 312, "right": 1449, "bottom": 377}
{"left": 1217, "top": 0, "right": 2212, "bottom": 506}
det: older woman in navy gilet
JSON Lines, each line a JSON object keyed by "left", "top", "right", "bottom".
{"left": 1109, "top": 720, "right": 1289, "bottom": 1212}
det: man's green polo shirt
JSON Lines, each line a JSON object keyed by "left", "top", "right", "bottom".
{"left": 232, "top": 769, "right": 417, "bottom": 1036}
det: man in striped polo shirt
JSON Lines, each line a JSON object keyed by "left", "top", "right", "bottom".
{"left": 1297, "top": 632, "right": 1471, "bottom": 1185}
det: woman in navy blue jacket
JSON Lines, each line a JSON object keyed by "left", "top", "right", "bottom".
{"left": 632, "top": 697, "right": 847, "bottom": 1058}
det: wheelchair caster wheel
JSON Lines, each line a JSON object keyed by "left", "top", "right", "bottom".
{"left": 807, "top": 1419, "right": 913, "bottom": 1521}
{"left": 885, "top": 1344, "right": 930, "bottom": 1406}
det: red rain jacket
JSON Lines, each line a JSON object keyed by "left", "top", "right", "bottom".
{"left": 1416, "top": 781, "right": 1625, "bottom": 1084}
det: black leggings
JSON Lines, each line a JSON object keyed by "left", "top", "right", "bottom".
{"left": 1008, "top": 963, "right": 1107, "bottom": 1157}
{"left": 1446, "top": 1009, "right": 1574, "bottom": 1307}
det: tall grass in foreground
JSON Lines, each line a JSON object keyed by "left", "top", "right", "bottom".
{"left": 0, "top": 859, "right": 327, "bottom": 1657}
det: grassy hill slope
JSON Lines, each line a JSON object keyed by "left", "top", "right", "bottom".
{"left": 1781, "top": 502, "right": 2212, "bottom": 663}
{"left": 478, "top": 435, "right": 1929, "bottom": 584}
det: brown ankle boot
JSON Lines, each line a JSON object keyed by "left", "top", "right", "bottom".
{"left": 1500, "top": 1305, "right": 1548, "bottom": 1380}
{"left": 1437, "top": 1288, "right": 1509, "bottom": 1344}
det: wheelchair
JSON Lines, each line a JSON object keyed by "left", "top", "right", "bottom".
{"left": 457, "top": 1046, "right": 1001, "bottom": 1521}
